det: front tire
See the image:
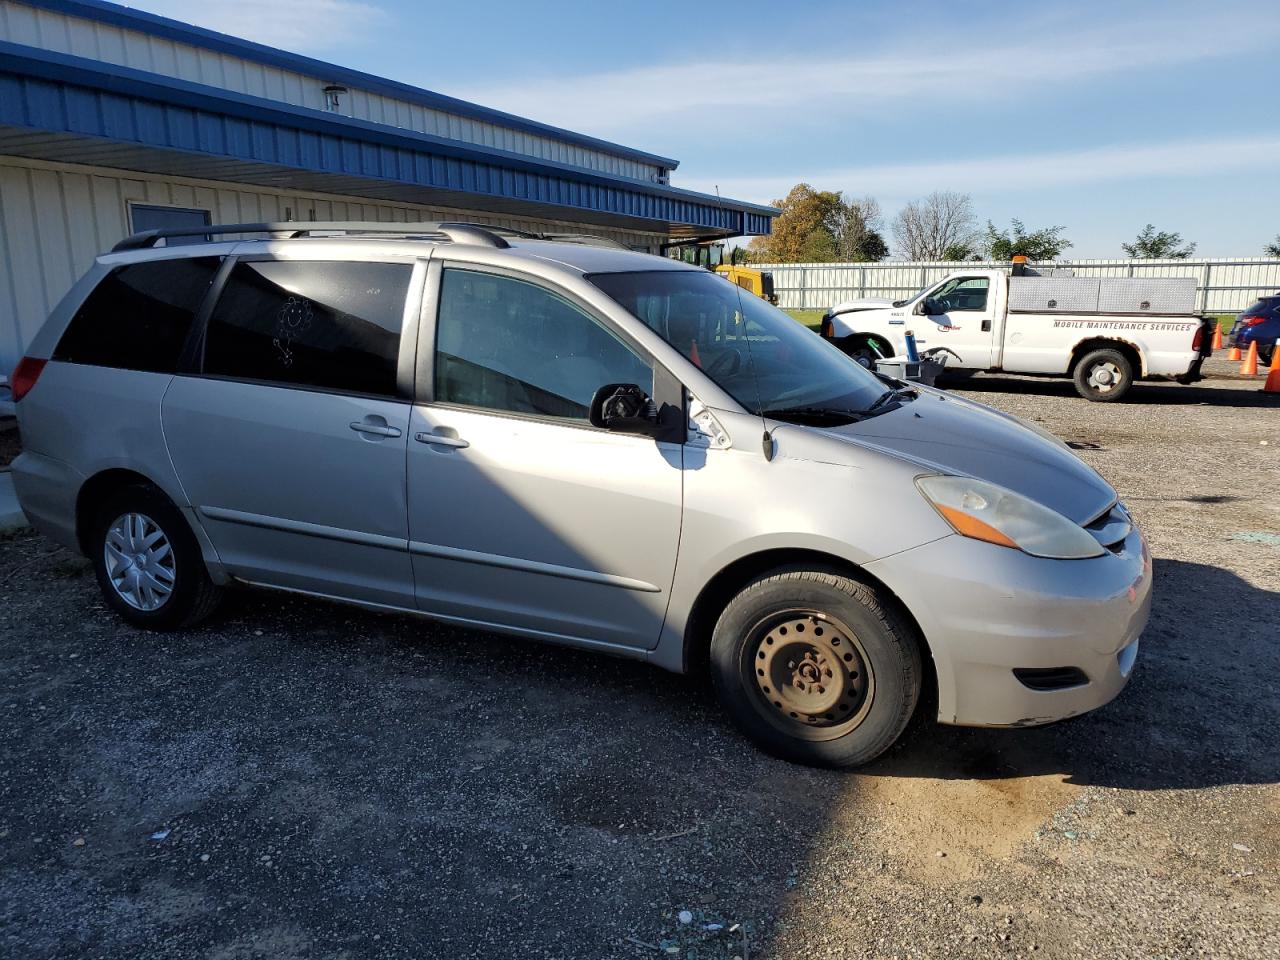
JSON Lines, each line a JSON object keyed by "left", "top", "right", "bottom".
{"left": 709, "top": 567, "right": 922, "bottom": 768}
{"left": 838, "top": 336, "right": 888, "bottom": 370}
{"left": 1073, "top": 348, "right": 1134, "bottom": 402}
{"left": 90, "top": 485, "right": 222, "bottom": 630}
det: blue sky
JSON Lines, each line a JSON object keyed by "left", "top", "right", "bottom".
{"left": 132, "top": 0, "right": 1280, "bottom": 258}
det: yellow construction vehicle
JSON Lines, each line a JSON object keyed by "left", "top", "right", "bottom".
{"left": 666, "top": 241, "right": 778, "bottom": 304}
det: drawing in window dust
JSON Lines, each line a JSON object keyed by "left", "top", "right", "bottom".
{"left": 273, "top": 296, "right": 314, "bottom": 367}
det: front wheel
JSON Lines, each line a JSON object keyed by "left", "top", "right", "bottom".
{"left": 709, "top": 567, "right": 923, "bottom": 768}
{"left": 1073, "top": 348, "right": 1134, "bottom": 402}
{"left": 838, "top": 336, "right": 888, "bottom": 369}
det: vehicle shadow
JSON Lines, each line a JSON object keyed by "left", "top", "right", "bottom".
{"left": 860, "top": 558, "right": 1279, "bottom": 790}
{"left": 943, "top": 373, "right": 1279, "bottom": 407}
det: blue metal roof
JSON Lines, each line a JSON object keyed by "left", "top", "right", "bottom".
{"left": 22, "top": 0, "right": 682, "bottom": 171}
{"left": 0, "top": 42, "right": 776, "bottom": 237}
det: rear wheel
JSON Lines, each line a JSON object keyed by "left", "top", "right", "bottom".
{"left": 709, "top": 567, "right": 922, "bottom": 768}
{"left": 90, "top": 485, "right": 222, "bottom": 630}
{"left": 1073, "top": 348, "right": 1134, "bottom": 402}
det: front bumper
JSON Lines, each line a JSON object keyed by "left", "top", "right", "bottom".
{"left": 866, "top": 524, "right": 1151, "bottom": 727}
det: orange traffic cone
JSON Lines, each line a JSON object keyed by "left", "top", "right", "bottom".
{"left": 1228, "top": 344, "right": 1242, "bottom": 361}
{"left": 1241, "top": 341, "right": 1259, "bottom": 376}
{"left": 1211, "top": 325, "right": 1223, "bottom": 350}
{"left": 1264, "top": 349, "right": 1280, "bottom": 393}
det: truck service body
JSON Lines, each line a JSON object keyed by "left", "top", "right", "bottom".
{"left": 821, "top": 267, "right": 1214, "bottom": 401}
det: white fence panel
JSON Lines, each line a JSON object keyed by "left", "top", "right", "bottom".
{"left": 752, "top": 258, "right": 1280, "bottom": 314}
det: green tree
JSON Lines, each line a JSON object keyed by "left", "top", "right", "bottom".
{"left": 1266, "top": 235, "right": 1280, "bottom": 257}
{"left": 941, "top": 241, "right": 980, "bottom": 261}
{"left": 1122, "top": 224, "right": 1195, "bottom": 259}
{"left": 748, "top": 184, "right": 888, "bottom": 263}
{"left": 983, "top": 219, "right": 1071, "bottom": 261}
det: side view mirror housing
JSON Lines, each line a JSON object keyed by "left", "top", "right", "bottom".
{"left": 917, "top": 298, "right": 940, "bottom": 316}
{"left": 590, "top": 383, "right": 661, "bottom": 436}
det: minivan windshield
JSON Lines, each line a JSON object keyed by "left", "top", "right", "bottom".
{"left": 590, "top": 270, "right": 890, "bottom": 417}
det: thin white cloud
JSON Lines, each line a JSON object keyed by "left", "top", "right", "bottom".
{"left": 679, "top": 136, "right": 1280, "bottom": 205}
{"left": 455, "top": 11, "right": 1280, "bottom": 138}
{"left": 124, "top": 0, "right": 386, "bottom": 53}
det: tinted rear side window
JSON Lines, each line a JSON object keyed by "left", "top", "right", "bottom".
{"left": 54, "top": 258, "right": 221, "bottom": 372}
{"left": 203, "top": 260, "right": 411, "bottom": 397}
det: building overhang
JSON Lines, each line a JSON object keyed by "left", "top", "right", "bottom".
{"left": 0, "top": 43, "right": 777, "bottom": 239}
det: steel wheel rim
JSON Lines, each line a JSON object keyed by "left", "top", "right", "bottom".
{"left": 746, "top": 610, "right": 875, "bottom": 742}
{"left": 104, "top": 512, "right": 175, "bottom": 611}
{"left": 1088, "top": 361, "right": 1122, "bottom": 392}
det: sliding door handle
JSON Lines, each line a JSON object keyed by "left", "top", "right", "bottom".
{"left": 349, "top": 420, "right": 402, "bottom": 438}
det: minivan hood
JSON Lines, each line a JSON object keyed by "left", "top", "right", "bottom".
{"left": 818, "top": 391, "right": 1116, "bottom": 525}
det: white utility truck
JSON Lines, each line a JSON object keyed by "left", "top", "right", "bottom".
{"left": 819, "top": 263, "right": 1214, "bottom": 401}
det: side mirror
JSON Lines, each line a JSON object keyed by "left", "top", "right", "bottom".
{"left": 589, "top": 383, "right": 660, "bottom": 436}
{"left": 918, "top": 298, "right": 941, "bottom": 316}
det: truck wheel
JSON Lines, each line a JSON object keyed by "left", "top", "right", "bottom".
{"left": 1073, "top": 348, "right": 1134, "bottom": 402}
{"left": 709, "top": 566, "right": 922, "bottom": 769}
{"left": 839, "top": 336, "right": 888, "bottom": 369}
{"left": 90, "top": 484, "right": 223, "bottom": 630}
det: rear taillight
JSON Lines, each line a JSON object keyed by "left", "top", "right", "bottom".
{"left": 10, "top": 356, "right": 48, "bottom": 402}
{"left": 1192, "top": 326, "right": 1203, "bottom": 350}
{"left": 1241, "top": 314, "right": 1268, "bottom": 327}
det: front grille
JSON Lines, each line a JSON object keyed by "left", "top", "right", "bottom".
{"left": 1013, "top": 667, "right": 1090, "bottom": 691}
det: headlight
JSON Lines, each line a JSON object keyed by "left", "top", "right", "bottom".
{"left": 916, "top": 475, "right": 1105, "bottom": 560}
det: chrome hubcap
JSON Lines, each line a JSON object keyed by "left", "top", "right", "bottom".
{"left": 1088, "top": 361, "right": 1121, "bottom": 391}
{"left": 749, "top": 612, "right": 875, "bottom": 739}
{"left": 104, "top": 512, "right": 175, "bottom": 611}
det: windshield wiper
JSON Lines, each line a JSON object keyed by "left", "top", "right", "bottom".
{"left": 865, "top": 386, "right": 918, "bottom": 414}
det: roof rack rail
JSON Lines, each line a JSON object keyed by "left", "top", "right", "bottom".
{"left": 478, "top": 226, "right": 628, "bottom": 250}
{"left": 110, "top": 221, "right": 511, "bottom": 253}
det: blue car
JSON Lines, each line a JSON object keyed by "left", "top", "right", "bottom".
{"left": 1228, "top": 294, "right": 1280, "bottom": 365}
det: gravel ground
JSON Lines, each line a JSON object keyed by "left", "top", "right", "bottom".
{"left": 1, "top": 361, "right": 1276, "bottom": 960}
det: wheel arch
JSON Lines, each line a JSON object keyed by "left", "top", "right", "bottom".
{"left": 838, "top": 332, "right": 894, "bottom": 362}
{"left": 680, "top": 547, "right": 938, "bottom": 711}
{"left": 1069, "top": 337, "right": 1146, "bottom": 378}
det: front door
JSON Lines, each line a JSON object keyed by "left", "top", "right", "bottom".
{"left": 921, "top": 275, "right": 997, "bottom": 368}
{"left": 164, "top": 256, "right": 421, "bottom": 607}
{"left": 407, "top": 266, "right": 684, "bottom": 651}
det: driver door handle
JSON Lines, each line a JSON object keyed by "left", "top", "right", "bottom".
{"left": 415, "top": 429, "right": 469, "bottom": 449}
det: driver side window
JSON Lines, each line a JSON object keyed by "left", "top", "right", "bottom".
{"left": 929, "top": 277, "right": 990, "bottom": 312}
{"left": 434, "top": 269, "right": 652, "bottom": 422}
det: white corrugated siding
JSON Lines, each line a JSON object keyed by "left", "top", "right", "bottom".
{"left": 0, "top": 156, "right": 666, "bottom": 373}
{"left": 751, "top": 260, "right": 1280, "bottom": 313}
{"left": 0, "top": 0, "right": 666, "bottom": 182}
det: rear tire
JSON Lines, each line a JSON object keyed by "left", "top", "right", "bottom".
{"left": 1073, "top": 348, "right": 1134, "bottom": 402}
{"left": 709, "top": 566, "right": 922, "bottom": 768}
{"left": 90, "top": 485, "right": 222, "bottom": 630}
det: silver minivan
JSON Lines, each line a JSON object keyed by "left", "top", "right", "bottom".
{"left": 10, "top": 222, "right": 1151, "bottom": 768}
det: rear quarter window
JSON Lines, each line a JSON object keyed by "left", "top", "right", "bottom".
{"left": 53, "top": 258, "right": 221, "bottom": 373}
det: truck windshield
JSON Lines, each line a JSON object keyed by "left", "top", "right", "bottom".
{"left": 590, "top": 270, "right": 888, "bottom": 415}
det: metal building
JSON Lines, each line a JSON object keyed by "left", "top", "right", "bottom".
{"left": 0, "top": 0, "right": 776, "bottom": 378}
